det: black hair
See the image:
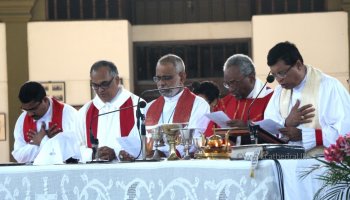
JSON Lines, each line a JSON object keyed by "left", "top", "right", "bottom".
{"left": 90, "top": 60, "right": 118, "bottom": 77}
{"left": 267, "top": 41, "right": 304, "bottom": 66}
{"left": 18, "top": 81, "right": 46, "bottom": 103}
{"left": 193, "top": 81, "right": 220, "bottom": 104}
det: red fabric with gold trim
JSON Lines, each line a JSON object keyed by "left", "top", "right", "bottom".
{"left": 23, "top": 98, "right": 64, "bottom": 143}
{"left": 204, "top": 92, "right": 273, "bottom": 137}
{"left": 85, "top": 97, "right": 135, "bottom": 148}
{"left": 315, "top": 129, "right": 323, "bottom": 146}
{"left": 145, "top": 88, "right": 196, "bottom": 126}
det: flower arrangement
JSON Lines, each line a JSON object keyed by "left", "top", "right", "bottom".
{"left": 300, "top": 133, "right": 350, "bottom": 200}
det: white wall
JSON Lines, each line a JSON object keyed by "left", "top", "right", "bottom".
{"left": 252, "top": 12, "right": 349, "bottom": 88}
{"left": 28, "top": 20, "right": 133, "bottom": 106}
{"left": 0, "top": 23, "right": 9, "bottom": 162}
{"left": 133, "top": 21, "right": 251, "bottom": 42}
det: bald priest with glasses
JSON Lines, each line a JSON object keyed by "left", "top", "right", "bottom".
{"left": 77, "top": 60, "right": 144, "bottom": 162}
{"left": 204, "top": 54, "right": 274, "bottom": 137}
{"left": 145, "top": 54, "right": 210, "bottom": 157}
{"left": 264, "top": 41, "right": 350, "bottom": 153}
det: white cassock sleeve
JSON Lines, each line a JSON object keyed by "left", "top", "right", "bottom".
{"left": 264, "top": 76, "right": 350, "bottom": 150}
{"left": 12, "top": 112, "right": 41, "bottom": 163}
{"left": 12, "top": 104, "right": 80, "bottom": 163}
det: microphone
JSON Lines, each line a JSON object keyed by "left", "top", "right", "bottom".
{"left": 140, "top": 85, "right": 185, "bottom": 96}
{"left": 90, "top": 102, "right": 146, "bottom": 161}
{"left": 89, "top": 110, "right": 99, "bottom": 161}
{"left": 98, "top": 103, "right": 145, "bottom": 116}
{"left": 136, "top": 84, "right": 192, "bottom": 159}
{"left": 247, "top": 73, "right": 275, "bottom": 144}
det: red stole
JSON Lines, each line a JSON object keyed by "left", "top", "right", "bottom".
{"left": 145, "top": 88, "right": 196, "bottom": 126}
{"left": 23, "top": 98, "right": 64, "bottom": 143}
{"left": 204, "top": 93, "right": 273, "bottom": 137}
{"left": 85, "top": 97, "right": 135, "bottom": 148}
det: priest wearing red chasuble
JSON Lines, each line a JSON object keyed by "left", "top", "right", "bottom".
{"left": 145, "top": 54, "right": 210, "bottom": 157}
{"left": 78, "top": 60, "right": 144, "bottom": 162}
{"left": 12, "top": 82, "right": 80, "bottom": 164}
{"left": 204, "top": 54, "right": 273, "bottom": 138}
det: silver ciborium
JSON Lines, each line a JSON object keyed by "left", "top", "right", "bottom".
{"left": 193, "top": 130, "right": 206, "bottom": 158}
{"left": 177, "top": 128, "right": 195, "bottom": 160}
{"left": 161, "top": 123, "right": 187, "bottom": 161}
{"left": 150, "top": 125, "right": 164, "bottom": 160}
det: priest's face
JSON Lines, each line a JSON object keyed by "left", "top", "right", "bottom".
{"left": 223, "top": 66, "right": 255, "bottom": 99}
{"left": 90, "top": 66, "right": 120, "bottom": 103}
{"left": 21, "top": 97, "right": 50, "bottom": 120}
{"left": 269, "top": 59, "right": 304, "bottom": 89}
{"left": 155, "top": 62, "right": 186, "bottom": 97}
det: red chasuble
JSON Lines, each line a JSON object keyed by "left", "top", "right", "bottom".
{"left": 145, "top": 88, "right": 196, "bottom": 126}
{"left": 204, "top": 93, "right": 273, "bottom": 137}
{"left": 85, "top": 97, "right": 135, "bottom": 148}
{"left": 23, "top": 98, "right": 64, "bottom": 143}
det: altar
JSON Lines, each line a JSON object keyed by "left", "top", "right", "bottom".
{"left": 0, "top": 159, "right": 324, "bottom": 200}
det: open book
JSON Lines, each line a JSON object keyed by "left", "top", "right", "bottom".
{"left": 252, "top": 119, "right": 288, "bottom": 144}
{"left": 205, "top": 111, "right": 287, "bottom": 144}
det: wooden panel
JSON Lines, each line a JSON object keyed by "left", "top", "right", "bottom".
{"left": 224, "top": 0, "right": 237, "bottom": 21}
{"left": 236, "top": 0, "right": 251, "bottom": 20}
{"left": 70, "top": 0, "right": 80, "bottom": 19}
{"left": 159, "top": 0, "right": 171, "bottom": 24}
{"left": 134, "top": 0, "right": 145, "bottom": 24}
{"left": 172, "top": 0, "right": 184, "bottom": 23}
{"left": 56, "top": 0, "right": 67, "bottom": 19}
{"left": 198, "top": 0, "right": 210, "bottom": 22}
{"left": 185, "top": 0, "right": 197, "bottom": 22}
{"left": 82, "top": 0, "right": 93, "bottom": 19}
{"left": 145, "top": 0, "right": 158, "bottom": 24}
{"left": 212, "top": 0, "right": 225, "bottom": 21}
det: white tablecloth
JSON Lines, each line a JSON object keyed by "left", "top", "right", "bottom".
{"left": 0, "top": 159, "right": 323, "bottom": 200}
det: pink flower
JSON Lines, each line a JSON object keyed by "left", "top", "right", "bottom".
{"left": 336, "top": 135, "right": 347, "bottom": 149}
{"left": 324, "top": 144, "right": 344, "bottom": 163}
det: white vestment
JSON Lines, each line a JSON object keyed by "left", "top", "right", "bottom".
{"left": 12, "top": 98, "right": 80, "bottom": 164}
{"left": 264, "top": 66, "right": 350, "bottom": 150}
{"left": 78, "top": 87, "right": 143, "bottom": 162}
{"left": 145, "top": 89, "right": 210, "bottom": 156}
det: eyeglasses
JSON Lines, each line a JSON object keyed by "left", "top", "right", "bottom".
{"left": 271, "top": 64, "right": 295, "bottom": 79}
{"left": 153, "top": 75, "right": 174, "bottom": 83}
{"left": 91, "top": 77, "right": 115, "bottom": 90}
{"left": 21, "top": 101, "right": 42, "bottom": 112}
{"left": 223, "top": 76, "right": 246, "bottom": 89}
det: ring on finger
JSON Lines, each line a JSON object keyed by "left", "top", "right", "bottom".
{"left": 301, "top": 115, "right": 305, "bottom": 120}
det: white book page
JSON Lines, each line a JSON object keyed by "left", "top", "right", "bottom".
{"left": 204, "top": 111, "right": 231, "bottom": 128}
{"left": 253, "top": 119, "right": 284, "bottom": 136}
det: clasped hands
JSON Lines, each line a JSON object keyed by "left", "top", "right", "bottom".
{"left": 95, "top": 147, "right": 134, "bottom": 162}
{"left": 279, "top": 100, "right": 315, "bottom": 141}
{"left": 27, "top": 122, "right": 62, "bottom": 145}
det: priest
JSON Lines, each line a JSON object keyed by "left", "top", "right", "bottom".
{"left": 264, "top": 41, "right": 350, "bottom": 152}
{"left": 204, "top": 54, "right": 273, "bottom": 137}
{"left": 145, "top": 54, "right": 210, "bottom": 157}
{"left": 12, "top": 81, "right": 80, "bottom": 164}
{"left": 78, "top": 60, "right": 144, "bottom": 162}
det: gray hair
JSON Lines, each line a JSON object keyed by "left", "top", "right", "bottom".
{"left": 157, "top": 54, "right": 185, "bottom": 73}
{"left": 223, "top": 54, "right": 255, "bottom": 76}
{"left": 90, "top": 60, "right": 118, "bottom": 77}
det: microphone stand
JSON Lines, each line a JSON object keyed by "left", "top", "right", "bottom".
{"left": 136, "top": 99, "right": 147, "bottom": 160}
{"left": 89, "top": 115, "right": 99, "bottom": 161}
{"left": 247, "top": 74, "right": 274, "bottom": 144}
